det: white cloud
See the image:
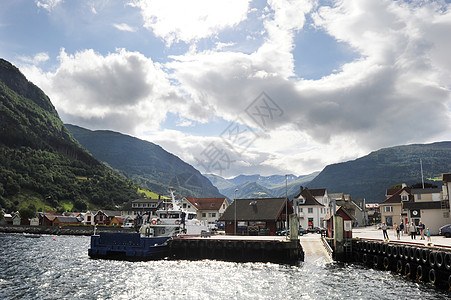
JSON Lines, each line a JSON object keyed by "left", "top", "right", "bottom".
{"left": 113, "top": 23, "right": 137, "bottom": 32}
{"left": 35, "top": 0, "right": 63, "bottom": 12}
{"left": 133, "top": 0, "right": 251, "bottom": 45}
{"left": 18, "top": 52, "right": 49, "bottom": 65}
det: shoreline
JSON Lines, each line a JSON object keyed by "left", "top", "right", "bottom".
{"left": 0, "top": 224, "right": 135, "bottom": 236}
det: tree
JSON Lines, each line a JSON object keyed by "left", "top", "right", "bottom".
{"left": 19, "top": 207, "right": 35, "bottom": 220}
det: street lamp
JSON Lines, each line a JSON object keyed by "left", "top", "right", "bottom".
{"left": 234, "top": 189, "right": 238, "bottom": 235}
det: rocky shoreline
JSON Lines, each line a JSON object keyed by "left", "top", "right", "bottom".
{"left": 0, "top": 225, "right": 135, "bottom": 236}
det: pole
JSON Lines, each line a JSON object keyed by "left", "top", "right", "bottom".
{"left": 234, "top": 189, "right": 238, "bottom": 235}
{"left": 420, "top": 159, "right": 425, "bottom": 189}
{"left": 285, "top": 174, "right": 288, "bottom": 230}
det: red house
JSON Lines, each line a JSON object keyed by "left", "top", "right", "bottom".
{"left": 325, "top": 206, "right": 355, "bottom": 239}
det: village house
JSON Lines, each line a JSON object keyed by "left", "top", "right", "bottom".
{"left": 109, "top": 216, "right": 124, "bottom": 226}
{"left": 181, "top": 197, "right": 229, "bottom": 228}
{"left": 94, "top": 210, "right": 121, "bottom": 225}
{"left": 219, "top": 198, "right": 293, "bottom": 235}
{"left": 120, "top": 198, "right": 164, "bottom": 222}
{"left": 402, "top": 184, "right": 450, "bottom": 235}
{"left": 329, "top": 193, "right": 368, "bottom": 227}
{"left": 325, "top": 206, "right": 355, "bottom": 239}
{"left": 293, "top": 187, "right": 327, "bottom": 229}
{"left": 379, "top": 184, "right": 412, "bottom": 227}
{"left": 53, "top": 216, "right": 80, "bottom": 227}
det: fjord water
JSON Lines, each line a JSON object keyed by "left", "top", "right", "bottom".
{"left": 0, "top": 234, "right": 449, "bottom": 299}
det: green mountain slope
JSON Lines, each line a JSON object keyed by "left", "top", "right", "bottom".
{"left": 308, "top": 142, "right": 451, "bottom": 203}
{"left": 0, "top": 58, "right": 138, "bottom": 212}
{"left": 65, "top": 125, "right": 224, "bottom": 198}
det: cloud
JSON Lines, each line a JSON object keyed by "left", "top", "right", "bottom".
{"left": 35, "top": 0, "right": 63, "bottom": 12}
{"left": 113, "top": 23, "right": 137, "bottom": 32}
{"left": 18, "top": 52, "right": 50, "bottom": 65}
{"left": 133, "top": 0, "right": 251, "bottom": 45}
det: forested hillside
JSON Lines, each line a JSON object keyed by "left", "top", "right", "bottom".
{"left": 0, "top": 58, "right": 138, "bottom": 213}
{"left": 66, "top": 125, "right": 224, "bottom": 199}
{"left": 308, "top": 142, "right": 451, "bottom": 203}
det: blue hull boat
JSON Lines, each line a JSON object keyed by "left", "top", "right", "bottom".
{"left": 88, "top": 232, "right": 171, "bottom": 260}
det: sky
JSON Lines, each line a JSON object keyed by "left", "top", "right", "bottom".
{"left": 1, "top": 0, "right": 451, "bottom": 178}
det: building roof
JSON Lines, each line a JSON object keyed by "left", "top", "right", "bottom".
{"left": 411, "top": 188, "right": 442, "bottom": 194}
{"left": 121, "top": 199, "right": 163, "bottom": 210}
{"left": 184, "top": 197, "right": 227, "bottom": 210}
{"left": 54, "top": 216, "right": 79, "bottom": 223}
{"left": 97, "top": 210, "right": 121, "bottom": 217}
{"left": 402, "top": 201, "right": 444, "bottom": 210}
{"left": 219, "top": 198, "right": 292, "bottom": 222}
{"left": 324, "top": 206, "right": 355, "bottom": 221}
{"left": 443, "top": 173, "right": 451, "bottom": 182}
{"left": 295, "top": 188, "right": 325, "bottom": 207}
{"left": 309, "top": 188, "right": 327, "bottom": 197}
{"left": 380, "top": 186, "right": 412, "bottom": 205}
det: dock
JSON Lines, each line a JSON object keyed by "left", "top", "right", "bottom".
{"left": 168, "top": 235, "right": 304, "bottom": 265}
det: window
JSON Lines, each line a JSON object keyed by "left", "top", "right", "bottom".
{"left": 208, "top": 213, "right": 216, "bottom": 218}
{"left": 417, "top": 194, "right": 422, "bottom": 200}
{"left": 223, "top": 204, "right": 225, "bottom": 209}
{"left": 87, "top": 216, "right": 91, "bottom": 221}
{"left": 384, "top": 206, "right": 393, "bottom": 213}
{"left": 183, "top": 203, "right": 187, "bottom": 208}
{"left": 299, "top": 208, "right": 303, "bottom": 212}
{"left": 308, "top": 208, "right": 313, "bottom": 214}
{"left": 202, "top": 213, "right": 206, "bottom": 218}
{"left": 401, "top": 195, "right": 408, "bottom": 201}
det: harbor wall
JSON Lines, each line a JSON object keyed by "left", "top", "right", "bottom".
{"left": 168, "top": 238, "right": 304, "bottom": 265}
{"left": 346, "top": 238, "right": 451, "bottom": 290}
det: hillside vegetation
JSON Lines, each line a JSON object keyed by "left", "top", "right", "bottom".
{"left": 66, "top": 125, "right": 224, "bottom": 199}
{"left": 0, "top": 59, "right": 139, "bottom": 212}
{"left": 308, "top": 142, "right": 451, "bottom": 203}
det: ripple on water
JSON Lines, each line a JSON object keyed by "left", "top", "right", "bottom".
{"left": 1, "top": 233, "right": 450, "bottom": 299}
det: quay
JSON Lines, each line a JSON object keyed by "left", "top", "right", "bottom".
{"left": 328, "top": 226, "right": 451, "bottom": 290}
{"left": 168, "top": 235, "right": 304, "bottom": 265}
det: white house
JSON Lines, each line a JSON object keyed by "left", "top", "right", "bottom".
{"left": 181, "top": 197, "right": 229, "bottom": 228}
{"left": 294, "top": 187, "right": 327, "bottom": 229}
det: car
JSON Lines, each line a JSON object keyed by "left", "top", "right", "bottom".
{"left": 298, "top": 227, "right": 307, "bottom": 236}
{"left": 121, "top": 223, "right": 134, "bottom": 228}
{"left": 439, "top": 224, "right": 451, "bottom": 238}
{"left": 275, "top": 229, "right": 289, "bottom": 236}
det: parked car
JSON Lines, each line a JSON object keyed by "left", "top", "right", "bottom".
{"left": 298, "top": 227, "right": 307, "bottom": 236}
{"left": 439, "top": 224, "right": 451, "bottom": 238}
{"left": 307, "top": 227, "right": 325, "bottom": 234}
{"left": 276, "top": 229, "right": 289, "bottom": 236}
{"left": 121, "top": 223, "right": 134, "bottom": 228}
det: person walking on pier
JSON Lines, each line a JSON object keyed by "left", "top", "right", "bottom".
{"left": 419, "top": 221, "right": 425, "bottom": 240}
{"left": 409, "top": 222, "right": 417, "bottom": 239}
{"left": 399, "top": 222, "right": 404, "bottom": 236}
{"left": 426, "top": 228, "right": 431, "bottom": 242}
{"left": 382, "top": 222, "right": 389, "bottom": 240}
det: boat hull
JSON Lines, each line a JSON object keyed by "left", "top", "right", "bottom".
{"left": 88, "top": 232, "right": 171, "bottom": 260}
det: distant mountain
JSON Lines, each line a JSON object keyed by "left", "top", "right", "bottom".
{"left": 66, "top": 125, "right": 224, "bottom": 199}
{"left": 307, "top": 142, "right": 451, "bottom": 203}
{"left": 0, "top": 58, "right": 139, "bottom": 212}
{"left": 204, "top": 173, "right": 319, "bottom": 199}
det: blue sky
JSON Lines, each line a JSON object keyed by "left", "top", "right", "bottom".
{"left": 1, "top": 0, "right": 451, "bottom": 178}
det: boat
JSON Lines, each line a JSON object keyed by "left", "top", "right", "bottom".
{"left": 88, "top": 189, "right": 209, "bottom": 260}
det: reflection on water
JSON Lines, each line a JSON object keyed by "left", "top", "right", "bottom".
{"left": 0, "top": 233, "right": 449, "bottom": 299}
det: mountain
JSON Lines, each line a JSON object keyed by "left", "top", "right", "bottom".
{"left": 307, "top": 142, "right": 451, "bottom": 203}
{"left": 204, "top": 173, "right": 319, "bottom": 199}
{"left": 65, "top": 125, "right": 224, "bottom": 199}
{"left": 0, "top": 58, "right": 139, "bottom": 213}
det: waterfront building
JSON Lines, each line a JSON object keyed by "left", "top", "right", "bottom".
{"left": 219, "top": 198, "right": 292, "bottom": 235}
{"left": 380, "top": 184, "right": 412, "bottom": 227}
{"left": 330, "top": 193, "right": 368, "bottom": 227}
{"left": 120, "top": 198, "right": 164, "bottom": 222}
{"left": 109, "top": 216, "right": 124, "bottom": 226}
{"left": 53, "top": 216, "right": 80, "bottom": 227}
{"left": 324, "top": 206, "right": 354, "bottom": 239}
{"left": 94, "top": 210, "right": 121, "bottom": 225}
{"left": 366, "top": 203, "right": 380, "bottom": 224}
{"left": 402, "top": 185, "right": 450, "bottom": 235}
{"left": 83, "top": 211, "right": 96, "bottom": 225}
{"left": 181, "top": 197, "right": 229, "bottom": 228}
{"left": 293, "top": 187, "right": 327, "bottom": 229}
